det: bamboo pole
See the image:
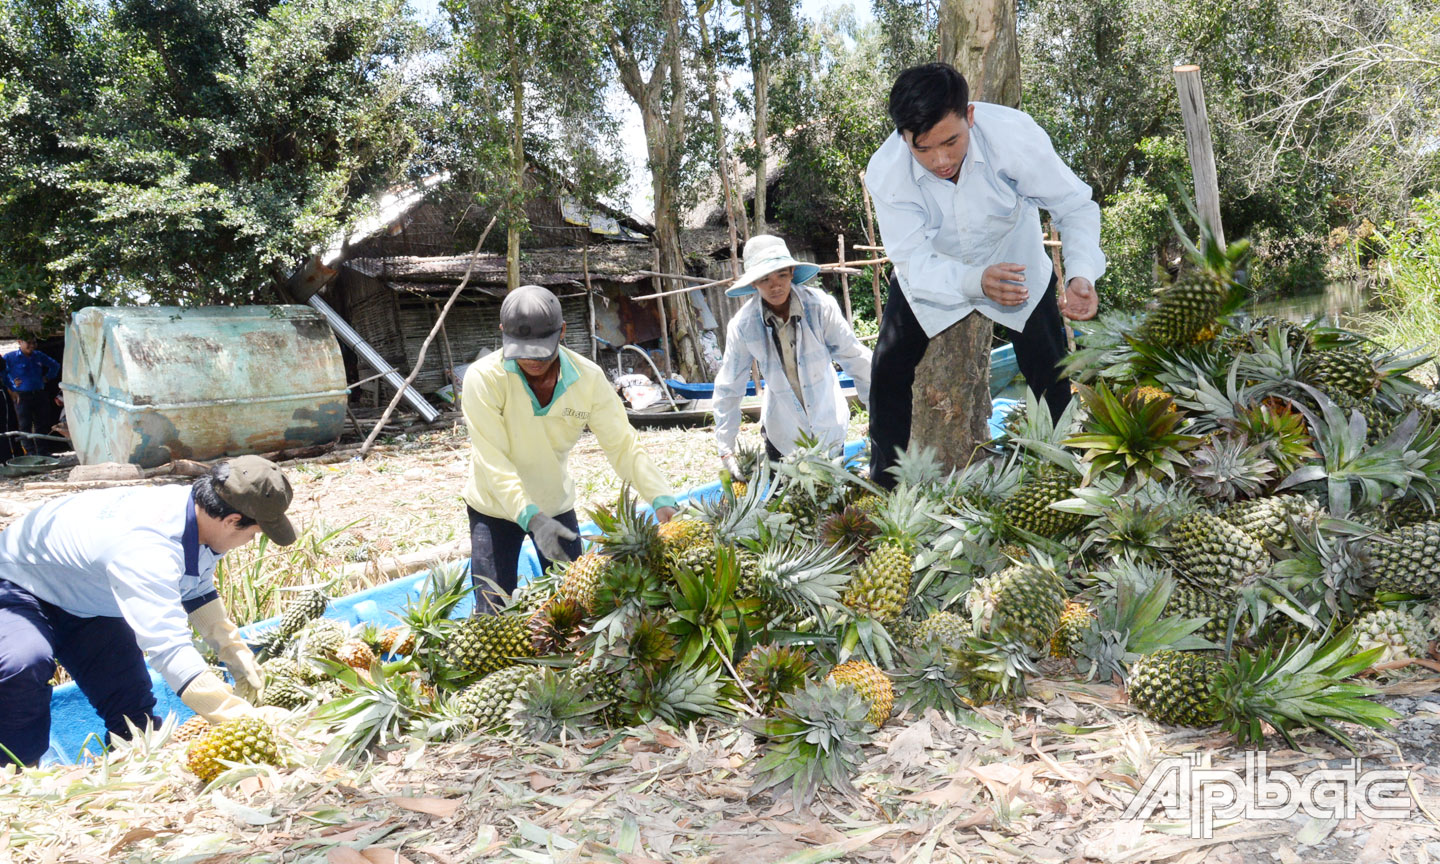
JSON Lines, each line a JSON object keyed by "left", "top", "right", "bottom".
{"left": 359, "top": 215, "right": 497, "bottom": 458}
{"left": 838, "top": 234, "right": 852, "bottom": 325}
{"left": 859, "top": 171, "right": 885, "bottom": 326}
{"left": 652, "top": 246, "right": 672, "bottom": 376}
{"left": 1173, "top": 65, "right": 1225, "bottom": 248}
{"left": 583, "top": 244, "right": 598, "bottom": 363}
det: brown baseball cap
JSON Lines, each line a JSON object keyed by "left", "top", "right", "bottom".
{"left": 215, "top": 455, "right": 297, "bottom": 546}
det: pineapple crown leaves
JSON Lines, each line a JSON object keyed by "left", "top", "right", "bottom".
{"left": 740, "top": 644, "right": 817, "bottom": 714}
{"left": 892, "top": 643, "right": 988, "bottom": 719}
{"left": 636, "top": 659, "right": 731, "bottom": 727}
{"left": 1004, "top": 386, "right": 1084, "bottom": 473}
{"left": 586, "top": 483, "right": 662, "bottom": 565}
{"left": 1220, "top": 399, "right": 1319, "bottom": 477}
{"left": 747, "top": 680, "right": 873, "bottom": 809}
{"left": 1279, "top": 384, "right": 1428, "bottom": 514}
{"left": 1075, "top": 572, "right": 1215, "bottom": 682}
{"left": 506, "top": 667, "right": 607, "bottom": 743}
{"left": 1210, "top": 625, "right": 1398, "bottom": 752}
{"left": 871, "top": 483, "right": 940, "bottom": 549}
{"left": 884, "top": 442, "right": 951, "bottom": 494}
{"left": 314, "top": 661, "right": 437, "bottom": 766}
{"left": 1064, "top": 381, "right": 1205, "bottom": 488}
{"left": 1057, "top": 310, "right": 1144, "bottom": 385}
{"left": 951, "top": 448, "right": 1026, "bottom": 507}
{"left": 1186, "top": 433, "right": 1278, "bottom": 501}
{"left": 1165, "top": 197, "right": 1253, "bottom": 284}
{"left": 772, "top": 434, "right": 859, "bottom": 505}
{"left": 666, "top": 544, "right": 744, "bottom": 669}
{"left": 1056, "top": 477, "right": 1186, "bottom": 561}
{"left": 755, "top": 536, "right": 854, "bottom": 624}
{"left": 1269, "top": 515, "right": 1379, "bottom": 620}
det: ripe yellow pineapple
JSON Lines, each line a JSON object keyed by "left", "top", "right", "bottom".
{"left": 1049, "top": 600, "right": 1096, "bottom": 658}
{"left": 184, "top": 717, "right": 282, "bottom": 783}
{"left": 443, "top": 614, "right": 538, "bottom": 677}
{"left": 336, "top": 639, "right": 375, "bottom": 670}
{"left": 827, "top": 660, "right": 895, "bottom": 727}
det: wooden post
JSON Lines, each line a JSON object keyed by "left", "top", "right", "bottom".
{"left": 859, "top": 173, "right": 885, "bottom": 326}
{"left": 652, "top": 246, "right": 672, "bottom": 377}
{"left": 838, "top": 234, "right": 853, "bottom": 325}
{"left": 1173, "top": 65, "right": 1225, "bottom": 248}
{"left": 583, "top": 244, "right": 598, "bottom": 363}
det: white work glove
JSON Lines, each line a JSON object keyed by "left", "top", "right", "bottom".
{"left": 189, "top": 599, "right": 263, "bottom": 703}
{"left": 180, "top": 671, "right": 259, "bottom": 725}
{"left": 720, "top": 453, "right": 742, "bottom": 479}
{"left": 529, "top": 513, "right": 578, "bottom": 563}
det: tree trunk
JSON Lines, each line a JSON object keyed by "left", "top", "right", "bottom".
{"left": 910, "top": 0, "right": 1022, "bottom": 470}
{"left": 697, "top": 2, "right": 747, "bottom": 273}
{"left": 745, "top": 0, "right": 768, "bottom": 235}
{"left": 507, "top": 27, "right": 524, "bottom": 291}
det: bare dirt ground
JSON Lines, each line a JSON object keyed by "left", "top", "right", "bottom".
{"left": 5, "top": 411, "right": 1440, "bottom": 863}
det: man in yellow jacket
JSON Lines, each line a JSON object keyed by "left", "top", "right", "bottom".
{"left": 462, "top": 285, "right": 679, "bottom": 614}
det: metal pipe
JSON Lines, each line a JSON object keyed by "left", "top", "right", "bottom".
{"left": 305, "top": 294, "right": 440, "bottom": 423}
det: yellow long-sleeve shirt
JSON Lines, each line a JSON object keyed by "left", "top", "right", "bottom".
{"left": 461, "top": 347, "right": 678, "bottom": 529}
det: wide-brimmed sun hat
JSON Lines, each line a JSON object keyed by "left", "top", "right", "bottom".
{"left": 724, "top": 235, "right": 820, "bottom": 297}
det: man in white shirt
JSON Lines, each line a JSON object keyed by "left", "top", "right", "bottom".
{"left": 864, "top": 62, "right": 1105, "bottom": 489}
{"left": 0, "top": 457, "right": 293, "bottom": 766}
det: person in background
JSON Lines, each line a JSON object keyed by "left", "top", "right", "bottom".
{"left": 3, "top": 336, "right": 61, "bottom": 456}
{"left": 461, "top": 285, "right": 680, "bottom": 615}
{"left": 864, "top": 62, "right": 1105, "bottom": 489}
{"left": 713, "top": 234, "right": 872, "bottom": 475}
{"left": 0, "top": 457, "right": 294, "bottom": 767}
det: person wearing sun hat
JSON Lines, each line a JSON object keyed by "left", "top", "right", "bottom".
{"left": 0, "top": 456, "right": 295, "bottom": 767}
{"left": 461, "top": 284, "right": 680, "bottom": 615}
{"left": 713, "top": 234, "right": 873, "bottom": 471}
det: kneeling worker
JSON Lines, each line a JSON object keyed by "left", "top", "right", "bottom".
{"left": 462, "top": 285, "right": 679, "bottom": 614}
{"left": 0, "top": 456, "right": 294, "bottom": 767}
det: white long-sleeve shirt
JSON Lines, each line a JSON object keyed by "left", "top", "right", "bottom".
{"left": 0, "top": 485, "right": 221, "bottom": 693}
{"left": 714, "top": 285, "right": 873, "bottom": 458}
{"left": 864, "top": 102, "right": 1106, "bottom": 338}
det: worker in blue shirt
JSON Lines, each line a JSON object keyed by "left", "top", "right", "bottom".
{"left": 4, "top": 337, "right": 62, "bottom": 455}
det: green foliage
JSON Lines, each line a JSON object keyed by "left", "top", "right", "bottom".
{"left": 0, "top": 0, "right": 434, "bottom": 321}
{"left": 1361, "top": 193, "right": 1440, "bottom": 363}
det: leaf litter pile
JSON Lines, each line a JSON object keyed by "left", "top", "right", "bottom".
{"left": 6, "top": 676, "right": 1440, "bottom": 863}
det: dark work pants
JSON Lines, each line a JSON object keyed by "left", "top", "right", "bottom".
{"left": 12, "top": 391, "right": 48, "bottom": 455}
{"left": 0, "top": 579, "right": 158, "bottom": 767}
{"left": 868, "top": 271, "right": 1070, "bottom": 490}
{"left": 467, "top": 507, "right": 583, "bottom": 616}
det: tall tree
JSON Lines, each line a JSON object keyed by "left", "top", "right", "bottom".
{"left": 739, "top": 0, "right": 800, "bottom": 234}
{"left": 695, "top": 0, "right": 748, "bottom": 271}
{"left": 908, "top": 0, "right": 1022, "bottom": 469}
{"left": 608, "top": 0, "right": 707, "bottom": 382}
{"left": 0, "top": 0, "right": 432, "bottom": 326}
{"left": 445, "top": 0, "right": 617, "bottom": 289}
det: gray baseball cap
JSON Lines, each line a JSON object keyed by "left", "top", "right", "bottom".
{"left": 500, "top": 285, "right": 565, "bottom": 361}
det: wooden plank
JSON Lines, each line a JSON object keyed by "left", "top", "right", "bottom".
{"left": 1173, "top": 65, "right": 1226, "bottom": 247}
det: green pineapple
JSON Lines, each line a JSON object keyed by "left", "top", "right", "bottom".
{"left": 916, "top": 610, "right": 972, "bottom": 649}
{"left": 1330, "top": 391, "right": 1396, "bottom": 443}
{"left": 966, "top": 561, "right": 1068, "bottom": 651}
{"left": 1220, "top": 494, "right": 1314, "bottom": 549}
{"left": 1000, "top": 462, "right": 1087, "bottom": 538}
{"left": 1049, "top": 600, "right": 1096, "bottom": 659}
{"left": 566, "top": 665, "right": 630, "bottom": 726}
{"left": 278, "top": 586, "right": 329, "bottom": 637}
{"left": 1355, "top": 608, "right": 1431, "bottom": 666}
{"left": 295, "top": 618, "right": 347, "bottom": 662}
{"left": 1304, "top": 348, "right": 1380, "bottom": 398}
{"left": 657, "top": 516, "right": 717, "bottom": 577}
{"left": 261, "top": 677, "right": 310, "bottom": 710}
{"left": 843, "top": 539, "right": 912, "bottom": 624}
{"left": 442, "top": 614, "right": 538, "bottom": 678}
{"left": 1364, "top": 521, "right": 1440, "bottom": 597}
{"left": 450, "top": 665, "right": 539, "bottom": 732}
{"left": 1170, "top": 510, "right": 1267, "bottom": 591}
{"left": 1133, "top": 221, "right": 1250, "bottom": 347}
{"left": 1164, "top": 584, "right": 1238, "bottom": 645}
{"left": 1127, "top": 629, "right": 1398, "bottom": 751}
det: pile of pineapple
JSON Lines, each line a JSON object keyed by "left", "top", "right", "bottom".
{"left": 186, "top": 221, "right": 1440, "bottom": 801}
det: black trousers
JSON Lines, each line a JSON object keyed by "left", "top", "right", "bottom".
{"left": 868, "top": 271, "right": 1070, "bottom": 490}
{"left": 12, "top": 391, "right": 48, "bottom": 456}
{"left": 467, "top": 506, "right": 582, "bottom": 616}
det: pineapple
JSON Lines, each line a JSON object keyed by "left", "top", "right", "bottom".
{"left": 749, "top": 681, "right": 872, "bottom": 808}
{"left": 966, "top": 561, "right": 1069, "bottom": 651}
{"left": 749, "top": 537, "right": 852, "bottom": 625}
{"left": 818, "top": 505, "right": 879, "bottom": 558}
{"left": 1383, "top": 496, "right": 1436, "bottom": 529}
{"left": 295, "top": 618, "right": 346, "bottom": 662}
{"left": 826, "top": 660, "right": 895, "bottom": 727}
{"left": 657, "top": 516, "right": 717, "bottom": 576}
{"left": 527, "top": 594, "right": 587, "bottom": 655}
{"left": 336, "top": 640, "right": 375, "bottom": 671}
{"left": 1000, "top": 462, "right": 1086, "bottom": 538}
{"left": 1164, "top": 584, "right": 1238, "bottom": 645}
{"left": 450, "top": 665, "right": 539, "bottom": 732}
{"left": 557, "top": 551, "right": 611, "bottom": 616}
{"left": 566, "top": 665, "right": 630, "bottom": 727}
{"left": 1133, "top": 222, "right": 1249, "bottom": 348}
{"left": 378, "top": 626, "right": 416, "bottom": 657}
{"left": 843, "top": 539, "right": 912, "bottom": 624}
{"left": 588, "top": 485, "right": 665, "bottom": 572}
{"left": 1128, "top": 629, "right": 1398, "bottom": 751}
{"left": 1220, "top": 494, "right": 1313, "bottom": 549}
{"left": 738, "top": 644, "right": 815, "bottom": 714}
{"left": 1330, "top": 392, "right": 1396, "bottom": 443}
{"left": 1126, "top": 650, "right": 1224, "bottom": 727}
{"left": 1364, "top": 521, "right": 1440, "bottom": 597}
{"left": 278, "top": 586, "right": 329, "bottom": 637}
{"left": 443, "top": 614, "right": 538, "bottom": 677}
{"left": 262, "top": 677, "right": 310, "bottom": 710}
{"left": 1066, "top": 382, "right": 1203, "bottom": 488}
{"left": 1170, "top": 510, "right": 1267, "bottom": 591}
{"left": 171, "top": 715, "right": 211, "bottom": 744}
{"left": 1049, "top": 600, "right": 1096, "bottom": 659}
{"left": 916, "top": 610, "right": 972, "bottom": 649}
{"left": 1073, "top": 570, "right": 1214, "bottom": 684}
{"left": 184, "top": 717, "right": 282, "bottom": 783}
{"left": 1303, "top": 348, "right": 1380, "bottom": 398}
{"left": 1355, "top": 608, "right": 1432, "bottom": 666}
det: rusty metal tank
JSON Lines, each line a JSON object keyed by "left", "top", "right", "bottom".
{"left": 62, "top": 306, "right": 349, "bottom": 467}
